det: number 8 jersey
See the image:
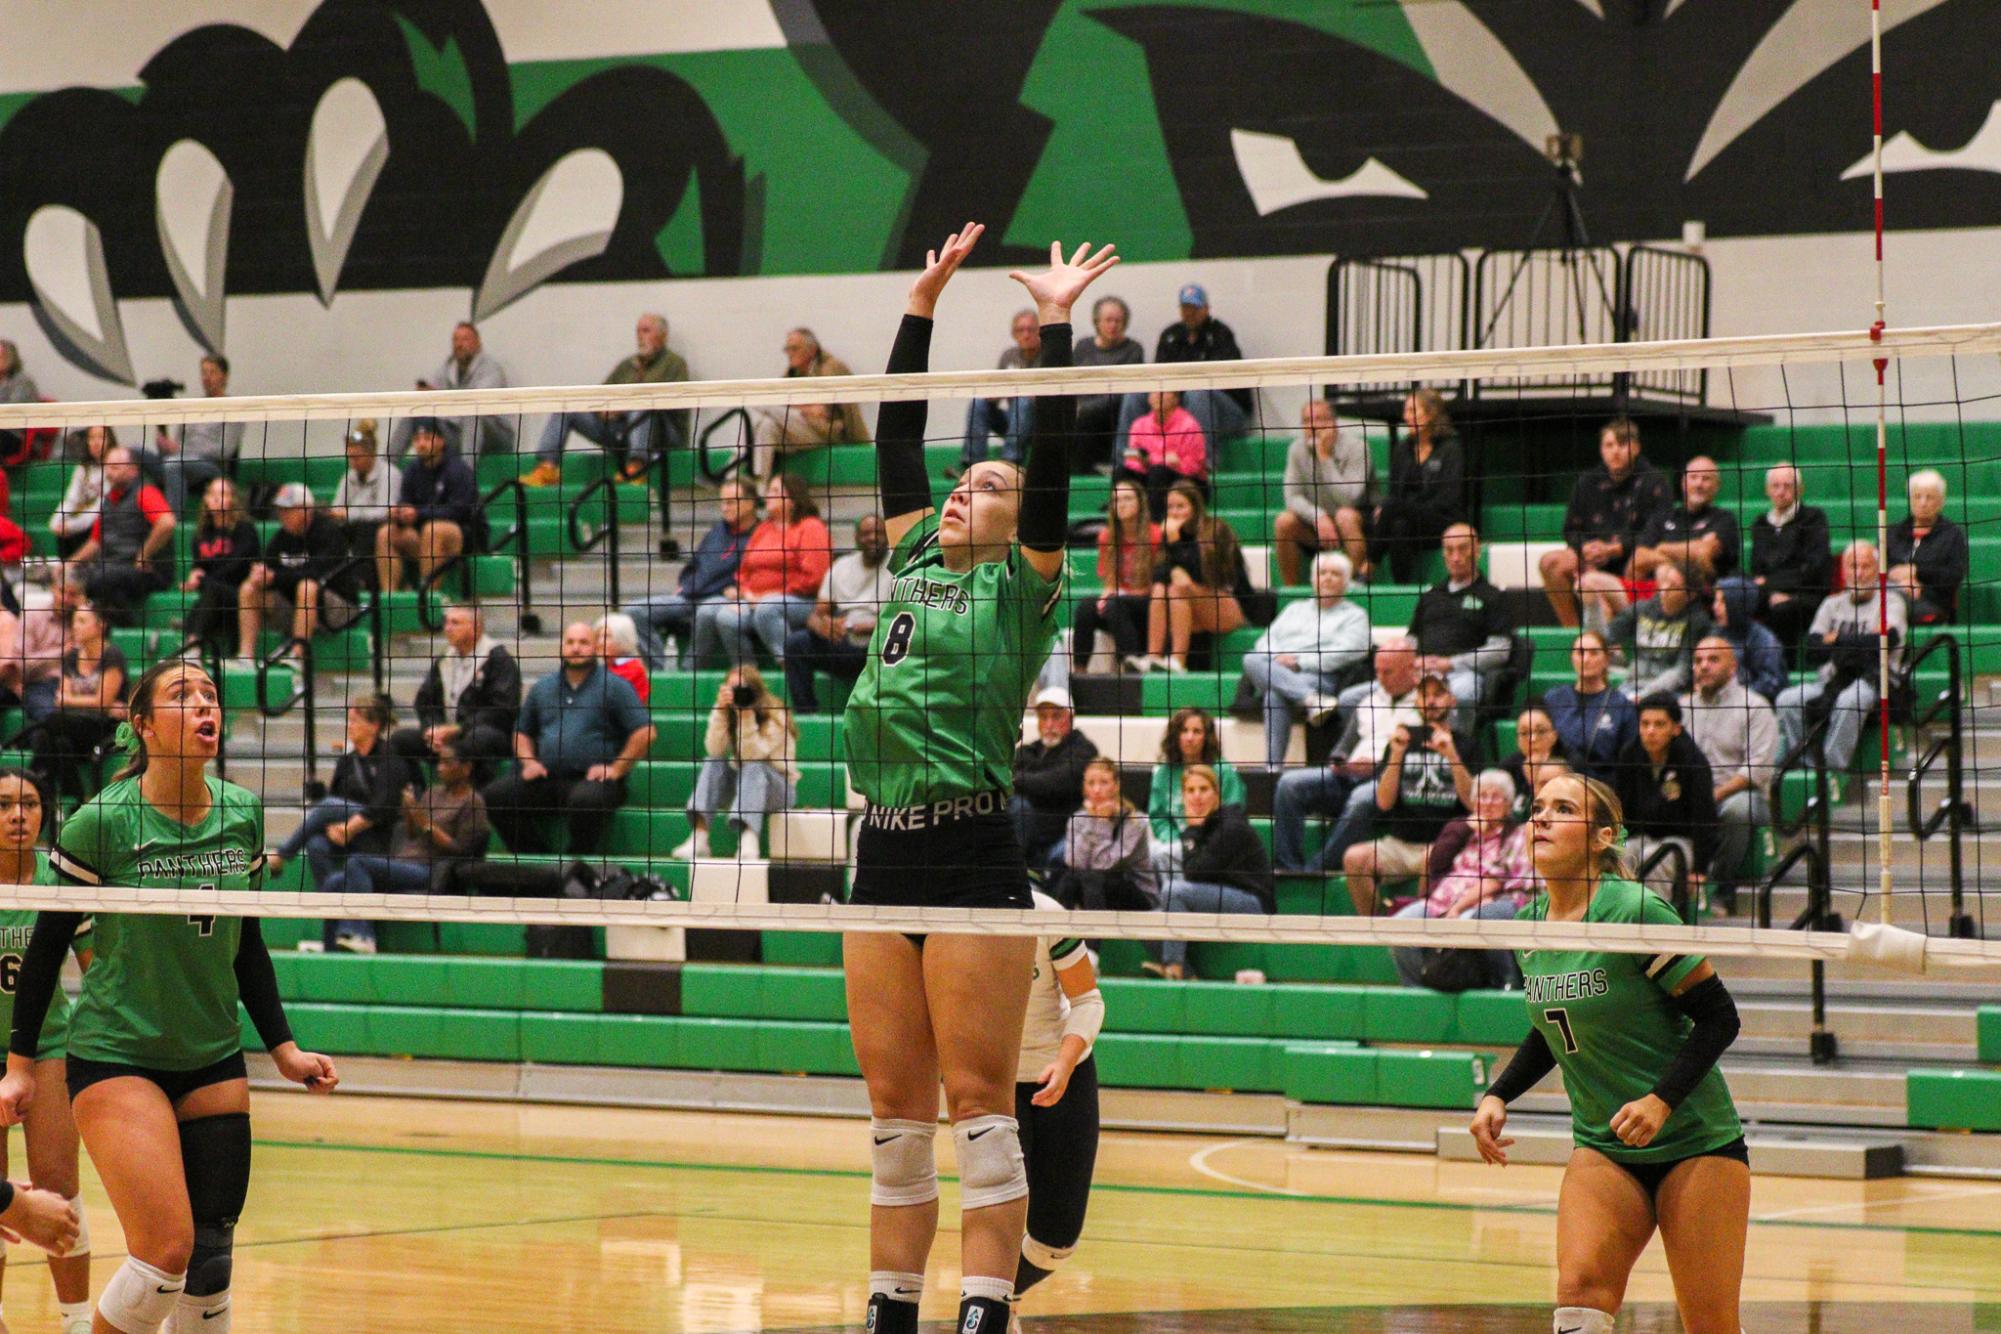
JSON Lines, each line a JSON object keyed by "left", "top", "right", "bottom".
{"left": 844, "top": 513, "right": 1064, "bottom": 808}
{"left": 50, "top": 775, "right": 266, "bottom": 1071}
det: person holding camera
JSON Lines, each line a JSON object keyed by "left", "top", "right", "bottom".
{"left": 1776, "top": 540, "right": 1906, "bottom": 774}
{"left": 1341, "top": 674, "right": 1476, "bottom": 917}
{"left": 672, "top": 666, "right": 796, "bottom": 862}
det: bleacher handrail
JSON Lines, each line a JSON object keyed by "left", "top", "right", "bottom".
{"left": 1634, "top": 839, "right": 1693, "bottom": 924}
{"left": 1903, "top": 633, "right": 1974, "bottom": 938}
{"left": 564, "top": 471, "right": 624, "bottom": 605}
{"left": 1760, "top": 715, "right": 1842, "bottom": 1065}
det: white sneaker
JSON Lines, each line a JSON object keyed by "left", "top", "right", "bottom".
{"left": 334, "top": 933, "right": 376, "bottom": 954}
{"left": 669, "top": 832, "right": 710, "bottom": 860}
{"left": 1304, "top": 692, "right": 1341, "bottom": 727}
{"left": 1122, "top": 653, "right": 1153, "bottom": 674}
{"left": 736, "top": 831, "right": 763, "bottom": 862}
{"left": 1162, "top": 657, "right": 1188, "bottom": 674}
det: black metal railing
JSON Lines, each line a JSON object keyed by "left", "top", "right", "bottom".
{"left": 1760, "top": 718, "right": 1842, "bottom": 1064}
{"left": 1635, "top": 840, "right": 1693, "bottom": 924}
{"left": 415, "top": 474, "right": 541, "bottom": 634}
{"left": 698, "top": 408, "right": 750, "bottom": 486}
{"left": 1904, "top": 634, "right": 1974, "bottom": 938}
{"left": 566, "top": 470, "right": 624, "bottom": 605}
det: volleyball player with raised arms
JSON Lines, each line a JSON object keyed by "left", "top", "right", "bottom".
{"left": 842, "top": 224, "right": 1116, "bottom": 1334}
{"left": 0, "top": 659, "right": 339, "bottom": 1334}
{"left": 1470, "top": 773, "right": 1748, "bottom": 1334}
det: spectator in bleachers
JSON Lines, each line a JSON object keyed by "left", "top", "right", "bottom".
{"left": 748, "top": 328, "right": 867, "bottom": 481}
{"left": 180, "top": 477, "right": 259, "bottom": 654}
{"left": 0, "top": 575, "right": 79, "bottom": 719}
{"left": 674, "top": 666, "right": 796, "bottom": 863}
{"left": 49, "top": 425, "right": 110, "bottom": 559}
{"left": 1125, "top": 283, "right": 1252, "bottom": 446}
{"left": 690, "top": 473, "right": 832, "bottom": 671}
{"left": 1607, "top": 560, "right": 1711, "bottom": 700}
{"left": 1072, "top": 479, "right": 1158, "bottom": 674}
{"left": 375, "top": 419, "right": 484, "bottom": 596}
{"left": 236, "top": 483, "right": 358, "bottom": 664}
{"left": 1736, "top": 462, "right": 1832, "bottom": 650}
{"left": 1130, "top": 481, "right": 1250, "bottom": 674}
{"left": 1614, "top": 694, "right": 1719, "bottom": 901}
{"left": 391, "top": 321, "right": 514, "bottom": 459}
{"left": 1118, "top": 389, "right": 1208, "bottom": 521}
{"left": 1056, "top": 757, "right": 1159, "bottom": 910}
{"left": 1498, "top": 705, "right": 1571, "bottom": 818}
{"left": 1143, "top": 764, "right": 1272, "bottom": 981}
{"left": 1072, "top": 296, "right": 1144, "bottom": 472}
{"left": 625, "top": 479, "right": 758, "bottom": 670}
{"left": 1147, "top": 707, "right": 1246, "bottom": 869}
{"left": 1631, "top": 455, "right": 1739, "bottom": 584}
{"left": 1240, "top": 550, "right": 1371, "bottom": 769}
{"left": 1777, "top": 540, "right": 1906, "bottom": 774}
{"left": 319, "top": 736, "right": 492, "bottom": 954}
{"left": 1886, "top": 468, "right": 1969, "bottom": 626}
{"left": 1342, "top": 674, "right": 1475, "bottom": 916}
{"left": 64, "top": 445, "right": 174, "bottom": 620}
{"left": 1409, "top": 523, "right": 1514, "bottom": 722}
{"left": 146, "top": 354, "right": 243, "bottom": 514}
{"left": 1683, "top": 636, "right": 1777, "bottom": 908}
{"left": 1011, "top": 686, "right": 1098, "bottom": 872}
{"left": 485, "top": 621, "right": 656, "bottom": 856}
{"left": 1389, "top": 768, "right": 1531, "bottom": 990}
{"left": 1271, "top": 637, "right": 1422, "bottom": 873}
{"left": 1709, "top": 578, "right": 1786, "bottom": 703}
{"left": 0, "top": 341, "right": 34, "bottom": 467}
{"left": 1539, "top": 417, "right": 1674, "bottom": 629}
{"left": 595, "top": 612, "right": 650, "bottom": 704}
{"left": 328, "top": 421, "right": 397, "bottom": 564}
{"left": 1274, "top": 398, "right": 1372, "bottom": 585}
{"left": 26, "top": 603, "right": 126, "bottom": 801}
{"left": 957, "top": 310, "right": 1041, "bottom": 477}
{"left": 522, "top": 312, "right": 688, "bottom": 488}
{"left": 268, "top": 694, "right": 411, "bottom": 899}
{"left": 1542, "top": 630, "right": 1637, "bottom": 782}
{"left": 784, "top": 513, "right": 892, "bottom": 713}
{"left": 390, "top": 602, "right": 520, "bottom": 773}
{"left": 1369, "top": 388, "right": 1465, "bottom": 585}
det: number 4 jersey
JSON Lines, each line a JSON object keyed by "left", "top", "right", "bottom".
{"left": 50, "top": 775, "right": 265, "bottom": 1071}
{"left": 1515, "top": 878, "right": 1741, "bottom": 1163}
{"left": 0, "top": 854, "right": 86, "bottom": 1060}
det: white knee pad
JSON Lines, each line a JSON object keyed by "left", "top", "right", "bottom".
{"left": 67, "top": 1195, "right": 89, "bottom": 1256}
{"left": 869, "top": 1118, "right": 939, "bottom": 1207}
{"left": 952, "top": 1114, "right": 1027, "bottom": 1211}
{"left": 98, "top": 1257, "right": 185, "bottom": 1334}
{"left": 1022, "top": 1235, "right": 1075, "bottom": 1271}
{"left": 1553, "top": 1308, "right": 1613, "bottom": 1334}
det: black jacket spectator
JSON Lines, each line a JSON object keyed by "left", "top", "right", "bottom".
{"left": 1886, "top": 514, "right": 1969, "bottom": 623}
{"left": 1179, "top": 805, "right": 1274, "bottom": 911}
{"left": 1748, "top": 504, "right": 1833, "bottom": 646}
{"left": 1614, "top": 732, "right": 1720, "bottom": 869}
{"left": 1640, "top": 502, "right": 1741, "bottom": 580}
{"left": 388, "top": 639, "right": 523, "bottom": 776}
{"left": 327, "top": 741, "right": 417, "bottom": 859}
{"left": 1562, "top": 458, "right": 1674, "bottom": 564}
{"left": 1012, "top": 730, "right": 1099, "bottom": 856}
{"left": 400, "top": 451, "right": 487, "bottom": 549}
{"left": 1409, "top": 573, "right": 1510, "bottom": 660}
{"left": 265, "top": 513, "right": 359, "bottom": 601}
{"left": 1156, "top": 316, "right": 1251, "bottom": 413}
{"left": 185, "top": 519, "right": 259, "bottom": 648}
{"left": 1376, "top": 726, "right": 1478, "bottom": 845}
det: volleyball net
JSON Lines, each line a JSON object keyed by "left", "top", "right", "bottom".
{"left": 0, "top": 317, "right": 1997, "bottom": 974}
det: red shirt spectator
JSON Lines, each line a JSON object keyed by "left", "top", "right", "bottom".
{"left": 607, "top": 655, "right": 650, "bottom": 704}
{"left": 735, "top": 474, "right": 832, "bottom": 601}
{"left": 1125, "top": 401, "right": 1208, "bottom": 481}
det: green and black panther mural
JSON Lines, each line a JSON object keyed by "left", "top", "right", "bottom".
{"left": 1, "top": 0, "right": 1995, "bottom": 382}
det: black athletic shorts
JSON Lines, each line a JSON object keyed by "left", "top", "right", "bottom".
{"left": 68, "top": 1050, "right": 249, "bottom": 1105}
{"left": 1609, "top": 1135, "right": 1749, "bottom": 1201}
{"left": 849, "top": 797, "right": 1033, "bottom": 912}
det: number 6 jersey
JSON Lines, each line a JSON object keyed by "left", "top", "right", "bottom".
{"left": 49, "top": 775, "right": 266, "bottom": 1070}
{"left": 0, "top": 855, "right": 84, "bottom": 1060}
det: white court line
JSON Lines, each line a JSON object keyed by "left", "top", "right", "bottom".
{"left": 1187, "top": 1139, "right": 1308, "bottom": 1197}
{"left": 1754, "top": 1182, "right": 2001, "bottom": 1222}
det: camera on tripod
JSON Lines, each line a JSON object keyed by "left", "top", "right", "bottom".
{"left": 141, "top": 378, "right": 185, "bottom": 400}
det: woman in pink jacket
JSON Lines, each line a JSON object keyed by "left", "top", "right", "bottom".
{"left": 1117, "top": 390, "right": 1208, "bottom": 520}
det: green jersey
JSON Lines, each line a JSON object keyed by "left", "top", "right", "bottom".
{"left": 844, "top": 514, "right": 1064, "bottom": 807}
{"left": 0, "top": 855, "right": 82, "bottom": 1061}
{"left": 50, "top": 776, "right": 265, "bottom": 1070}
{"left": 1516, "top": 879, "right": 1741, "bottom": 1163}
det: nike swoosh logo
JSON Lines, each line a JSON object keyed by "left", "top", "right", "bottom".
{"left": 873, "top": 1135, "right": 896, "bottom": 1145}
{"left": 203, "top": 1308, "right": 230, "bottom": 1321}
{"left": 967, "top": 1127, "right": 993, "bottom": 1140}
{"left": 893, "top": 1287, "right": 920, "bottom": 1296}
{"left": 156, "top": 1285, "right": 184, "bottom": 1294}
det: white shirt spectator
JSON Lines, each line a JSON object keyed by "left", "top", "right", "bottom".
{"left": 818, "top": 550, "right": 893, "bottom": 645}
{"left": 332, "top": 460, "right": 397, "bottom": 524}
{"left": 50, "top": 462, "right": 104, "bottom": 538}
{"left": 1681, "top": 677, "right": 1778, "bottom": 797}
{"left": 1251, "top": 596, "right": 1371, "bottom": 680}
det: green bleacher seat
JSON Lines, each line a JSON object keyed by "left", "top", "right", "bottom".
{"left": 1907, "top": 1069, "right": 2001, "bottom": 1132}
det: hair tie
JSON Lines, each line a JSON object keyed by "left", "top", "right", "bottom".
{"left": 113, "top": 721, "right": 141, "bottom": 755}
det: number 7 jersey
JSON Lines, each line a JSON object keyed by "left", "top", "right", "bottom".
{"left": 50, "top": 775, "right": 266, "bottom": 1071}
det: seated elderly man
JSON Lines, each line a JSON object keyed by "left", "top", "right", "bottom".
{"left": 523, "top": 313, "right": 688, "bottom": 487}
{"left": 1238, "top": 550, "right": 1371, "bottom": 770}
{"left": 1010, "top": 686, "right": 1099, "bottom": 872}
{"left": 1777, "top": 541, "right": 1906, "bottom": 774}
{"left": 1886, "top": 468, "right": 1970, "bottom": 626}
{"left": 1681, "top": 636, "right": 1777, "bottom": 908}
{"left": 1341, "top": 673, "right": 1475, "bottom": 916}
{"left": 1270, "top": 636, "right": 1421, "bottom": 874}
{"left": 1735, "top": 462, "right": 1833, "bottom": 650}
{"left": 1407, "top": 523, "right": 1514, "bottom": 727}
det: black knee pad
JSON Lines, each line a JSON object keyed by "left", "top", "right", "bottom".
{"left": 179, "top": 1112, "right": 251, "bottom": 1297}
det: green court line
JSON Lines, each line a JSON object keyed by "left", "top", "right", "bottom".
{"left": 251, "top": 1137, "right": 2001, "bottom": 1243}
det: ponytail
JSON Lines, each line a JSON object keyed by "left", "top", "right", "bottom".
{"left": 1573, "top": 774, "right": 1632, "bottom": 881}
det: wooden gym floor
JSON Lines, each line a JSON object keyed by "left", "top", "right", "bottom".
{"left": 0, "top": 1092, "right": 1995, "bottom": 1332}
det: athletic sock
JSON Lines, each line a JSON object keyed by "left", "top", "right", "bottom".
{"left": 959, "top": 1275, "right": 1014, "bottom": 1333}
{"left": 168, "top": 1290, "right": 230, "bottom": 1333}
{"left": 865, "top": 1270, "right": 922, "bottom": 1334}
{"left": 1553, "top": 1308, "right": 1613, "bottom": 1334}
{"left": 58, "top": 1299, "right": 92, "bottom": 1334}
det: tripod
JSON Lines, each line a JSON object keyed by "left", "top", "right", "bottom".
{"left": 1476, "top": 136, "right": 1625, "bottom": 368}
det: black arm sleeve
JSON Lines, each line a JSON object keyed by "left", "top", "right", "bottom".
{"left": 876, "top": 314, "right": 936, "bottom": 521}
{"left": 1018, "top": 322, "right": 1075, "bottom": 553}
{"left": 1649, "top": 973, "right": 1739, "bottom": 1109}
{"left": 234, "top": 918, "right": 295, "bottom": 1052}
{"left": 7, "top": 912, "right": 84, "bottom": 1060}
{"left": 1484, "top": 1027, "right": 1558, "bottom": 1104}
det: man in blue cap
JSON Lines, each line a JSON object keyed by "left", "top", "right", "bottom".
{"left": 1118, "top": 281, "right": 1253, "bottom": 447}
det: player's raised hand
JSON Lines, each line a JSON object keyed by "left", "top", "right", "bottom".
{"left": 907, "top": 222, "right": 985, "bottom": 318}
{"left": 1010, "top": 241, "right": 1120, "bottom": 324}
